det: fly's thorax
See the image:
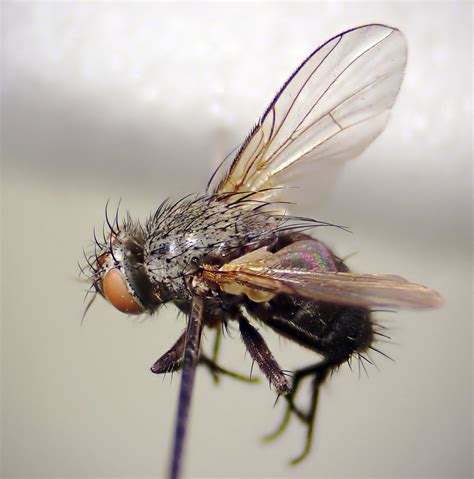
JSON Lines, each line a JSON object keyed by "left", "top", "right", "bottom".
{"left": 143, "top": 196, "right": 279, "bottom": 301}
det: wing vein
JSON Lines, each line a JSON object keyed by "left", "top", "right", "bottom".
{"left": 263, "top": 30, "right": 394, "bottom": 170}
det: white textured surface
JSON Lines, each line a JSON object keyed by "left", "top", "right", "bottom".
{"left": 2, "top": 3, "right": 472, "bottom": 479}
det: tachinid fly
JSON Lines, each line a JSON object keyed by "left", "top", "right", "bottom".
{"left": 81, "top": 24, "right": 442, "bottom": 479}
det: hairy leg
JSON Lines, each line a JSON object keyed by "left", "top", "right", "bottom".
{"left": 150, "top": 327, "right": 258, "bottom": 384}
{"left": 239, "top": 315, "right": 290, "bottom": 395}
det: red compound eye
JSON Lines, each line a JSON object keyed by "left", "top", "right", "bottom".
{"left": 102, "top": 268, "right": 143, "bottom": 314}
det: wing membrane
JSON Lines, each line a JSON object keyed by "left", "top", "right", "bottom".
{"left": 214, "top": 25, "right": 407, "bottom": 202}
{"left": 203, "top": 241, "right": 442, "bottom": 310}
{"left": 205, "top": 268, "right": 442, "bottom": 310}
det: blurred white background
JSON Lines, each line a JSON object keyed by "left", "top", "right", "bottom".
{"left": 2, "top": 2, "right": 472, "bottom": 478}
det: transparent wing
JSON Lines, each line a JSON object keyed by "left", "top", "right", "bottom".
{"left": 202, "top": 241, "right": 442, "bottom": 310}
{"left": 214, "top": 24, "right": 407, "bottom": 203}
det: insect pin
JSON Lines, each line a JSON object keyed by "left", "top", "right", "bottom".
{"left": 81, "top": 24, "right": 442, "bottom": 479}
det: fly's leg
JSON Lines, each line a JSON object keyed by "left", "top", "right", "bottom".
{"left": 264, "top": 360, "right": 332, "bottom": 465}
{"left": 208, "top": 327, "right": 222, "bottom": 384}
{"left": 238, "top": 315, "right": 290, "bottom": 395}
{"left": 199, "top": 354, "right": 259, "bottom": 384}
{"left": 201, "top": 323, "right": 260, "bottom": 384}
{"left": 289, "top": 365, "right": 330, "bottom": 465}
{"left": 150, "top": 329, "right": 258, "bottom": 384}
{"left": 263, "top": 373, "right": 303, "bottom": 443}
{"left": 150, "top": 332, "right": 186, "bottom": 374}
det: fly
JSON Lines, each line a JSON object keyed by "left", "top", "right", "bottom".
{"left": 81, "top": 24, "right": 442, "bottom": 479}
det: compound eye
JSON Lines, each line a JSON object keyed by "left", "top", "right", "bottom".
{"left": 102, "top": 268, "right": 143, "bottom": 314}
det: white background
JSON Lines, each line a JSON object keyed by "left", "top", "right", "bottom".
{"left": 2, "top": 2, "right": 472, "bottom": 478}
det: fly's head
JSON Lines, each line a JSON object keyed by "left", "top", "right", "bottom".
{"left": 82, "top": 210, "right": 161, "bottom": 316}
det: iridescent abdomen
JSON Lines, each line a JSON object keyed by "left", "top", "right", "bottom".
{"left": 245, "top": 235, "right": 373, "bottom": 365}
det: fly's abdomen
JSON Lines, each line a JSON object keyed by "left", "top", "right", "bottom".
{"left": 245, "top": 234, "right": 374, "bottom": 366}
{"left": 246, "top": 295, "right": 372, "bottom": 366}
